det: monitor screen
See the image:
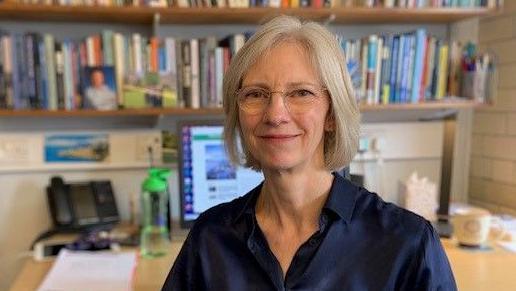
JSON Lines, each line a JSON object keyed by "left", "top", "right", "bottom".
{"left": 179, "top": 120, "right": 263, "bottom": 228}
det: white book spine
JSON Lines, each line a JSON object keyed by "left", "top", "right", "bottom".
{"left": 113, "top": 33, "right": 125, "bottom": 106}
{"left": 190, "top": 39, "right": 200, "bottom": 109}
{"left": 215, "top": 47, "right": 224, "bottom": 107}
{"left": 132, "top": 34, "right": 143, "bottom": 77}
{"left": 86, "top": 37, "right": 95, "bottom": 67}
{"left": 269, "top": 0, "right": 280, "bottom": 7}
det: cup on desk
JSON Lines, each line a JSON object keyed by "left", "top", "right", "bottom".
{"left": 452, "top": 207, "right": 505, "bottom": 247}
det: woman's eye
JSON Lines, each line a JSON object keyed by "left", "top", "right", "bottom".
{"left": 291, "top": 89, "right": 314, "bottom": 98}
{"left": 246, "top": 90, "right": 267, "bottom": 98}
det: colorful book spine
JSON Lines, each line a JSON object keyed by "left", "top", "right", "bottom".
{"left": 410, "top": 29, "right": 426, "bottom": 103}
{"left": 436, "top": 44, "right": 449, "bottom": 99}
{"left": 366, "top": 35, "right": 378, "bottom": 104}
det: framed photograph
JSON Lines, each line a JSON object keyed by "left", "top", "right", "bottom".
{"left": 44, "top": 134, "right": 109, "bottom": 163}
{"left": 82, "top": 66, "right": 118, "bottom": 110}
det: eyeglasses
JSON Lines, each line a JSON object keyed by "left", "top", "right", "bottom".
{"left": 236, "top": 86, "right": 327, "bottom": 115}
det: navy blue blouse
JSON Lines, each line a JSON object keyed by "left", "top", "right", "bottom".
{"left": 162, "top": 173, "right": 457, "bottom": 291}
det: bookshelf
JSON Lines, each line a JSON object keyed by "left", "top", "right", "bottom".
{"left": 0, "top": 4, "right": 499, "bottom": 25}
{"left": 0, "top": 99, "right": 486, "bottom": 118}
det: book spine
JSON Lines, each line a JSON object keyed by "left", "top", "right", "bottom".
{"left": 199, "top": 38, "right": 208, "bottom": 108}
{"left": 113, "top": 33, "right": 125, "bottom": 107}
{"left": 55, "top": 42, "right": 65, "bottom": 110}
{"left": 0, "top": 35, "right": 6, "bottom": 109}
{"left": 86, "top": 36, "right": 96, "bottom": 67}
{"left": 2, "top": 36, "right": 13, "bottom": 109}
{"left": 411, "top": 29, "right": 426, "bottom": 103}
{"left": 389, "top": 36, "right": 399, "bottom": 104}
{"left": 102, "top": 30, "right": 114, "bottom": 66}
{"left": 360, "top": 39, "right": 368, "bottom": 103}
{"left": 400, "top": 34, "right": 412, "bottom": 104}
{"left": 150, "top": 37, "right": 159, "bottom": 72}
{"left": 63, "top": 41, "right": 74, "bottom": 110}
{"left": 380, "top": 35, "right": 392, "bottom": 105}
{"left": 424, "top": 37, "right": 436, "bottom": 100}
{"left": 190, "top": 38, "right": 200, "bottom": 109}
{"left": 374, "top": 36, "right": 383, "bottom": 104}
{"left": 24, "top": 34, "right": 38, "bottom": 109}
{"left": 181, "top": 40, "right": 192, "bottom": 108}
{"left": 133, "top": 34, "right": 143, "bottom": 77}
{"left": 394, "top": 35, "right": 405, "bottom": 103}
{"left": 430, "top": 40, "right": 441, "bottom": 99}
{"left": 436, "top": 44, "right": 449, "bottom": 99}
{"left": 44, "top": 34, "right": 57, "bottom": 110}
{"left": 215, "top": 47, "right": 224, "bottom": 107}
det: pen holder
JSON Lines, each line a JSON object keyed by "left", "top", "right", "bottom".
{"left": 461, "top": 68, "right": 497, "bottom": 104}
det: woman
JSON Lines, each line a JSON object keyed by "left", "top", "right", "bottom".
{"left": 163, "top": 15, "right": 456, "bottom": 290}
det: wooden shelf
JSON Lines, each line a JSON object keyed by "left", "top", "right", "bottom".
{"left": 0, "top": 4, "right": 500, "bottom": 25}
{"left": 0, "top": 101, "right": 486, "bottom": 117}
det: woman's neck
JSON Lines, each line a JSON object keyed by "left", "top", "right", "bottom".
{"left": 256, "top": 169, "right": 334, "bottom": 233}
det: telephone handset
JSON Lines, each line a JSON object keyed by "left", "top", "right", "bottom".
{"left": 47, "top": 176, "right": 120, "bottom": 230}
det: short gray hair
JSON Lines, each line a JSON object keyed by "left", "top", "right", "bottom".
{"left": 223, "top": 15, "right": 360, "bottom": 171}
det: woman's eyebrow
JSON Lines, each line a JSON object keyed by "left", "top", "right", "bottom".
{"left": 241, "top": 81, "right": 318, "bottom": 88}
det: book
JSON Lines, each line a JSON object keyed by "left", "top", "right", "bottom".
{"left": 410, "top": 29, "right": 427, "bottom": 103}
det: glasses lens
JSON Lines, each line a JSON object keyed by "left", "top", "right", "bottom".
{"left": 237, "top": 88, "right": 268, "bottom": 113}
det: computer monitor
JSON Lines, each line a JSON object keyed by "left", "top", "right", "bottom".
{"left": 178, "top": 120, "right": 264, "bottom": 228}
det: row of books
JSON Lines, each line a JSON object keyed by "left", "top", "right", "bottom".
{"left": 355, "top": 0, "right": 502, "bottom": 8}
{"left": 13, "top": 0, "right": 502, "bottom": 8}
{"left": 14, "top": 0, "right": 339, "bottom": 8}
{"left": 339, "top": 30, "right": 495, "bottom": 105}
{"left": 0, "top": 27, "right": 494, "bottom": 111}
{"left": 0, "top": 30, "right": 250, "bottom": 110}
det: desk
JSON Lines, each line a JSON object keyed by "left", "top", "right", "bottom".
{"left": 10, "top": 239, "right": 516, "bottom": 291}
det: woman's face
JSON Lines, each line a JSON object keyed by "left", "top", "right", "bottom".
{"left": 238, "top": 42, "right": 333, "bottom": 172}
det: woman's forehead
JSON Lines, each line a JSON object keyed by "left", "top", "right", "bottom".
{"left": 242, "top": 42, "right": 320, "bottom": 86}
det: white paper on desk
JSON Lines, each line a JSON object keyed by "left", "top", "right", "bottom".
{"left": 37, "top": 249, "right": 137, "bottom": 291}
{"left": 497, "top": 241, "right": 516, "bottom": 253}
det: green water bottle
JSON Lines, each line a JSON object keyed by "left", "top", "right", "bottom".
{"left": 140, "top": 168, "right": 171, "bottom": 258}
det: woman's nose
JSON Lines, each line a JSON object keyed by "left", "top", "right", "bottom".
{"left": 262, "top": 93, "right": 291, "bottom": 125}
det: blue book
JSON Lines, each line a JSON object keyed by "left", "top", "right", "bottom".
{"left": 12, "top": 34, "right": 26, "bottom": 109}
{"left": 38, "top": 39, "right": 48, "bottom": 110}
{"left": 400, "top": 34, "right": 412, "bottom": 104}
{"left": 389, "top": 35, "right": 399, "bottom": 104}
{"left": 394, "top": 34, "right": 405, "bottom": 104}
{"left": 405, "top": 34, "right": 416, "bottom": 104}
{"left": 159, "top": 45, "right": 166, "bottom": 72}
{"left": 411, "top": 29, "right": 427, "bottom": 104}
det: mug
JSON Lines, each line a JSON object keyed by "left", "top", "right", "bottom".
{"left": 451, "top": 207, "right": 505, "bottom": 247}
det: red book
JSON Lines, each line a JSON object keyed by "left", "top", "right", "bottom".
{"left": 93, "top": 35, "right": 102, "bottom": 66}
{"left": 419, "top": 36, "right": 429, "bottom": 102}
{"left": 150, "top": 37, "right": 159, "bottom": 72}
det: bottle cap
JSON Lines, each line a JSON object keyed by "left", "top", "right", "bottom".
{"left": 142, "top": 168, "right": 171, "bottom": 192}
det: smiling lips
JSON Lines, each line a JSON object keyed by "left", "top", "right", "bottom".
{"left": 258, "top": 134, "right": 301, "bottom": 141}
